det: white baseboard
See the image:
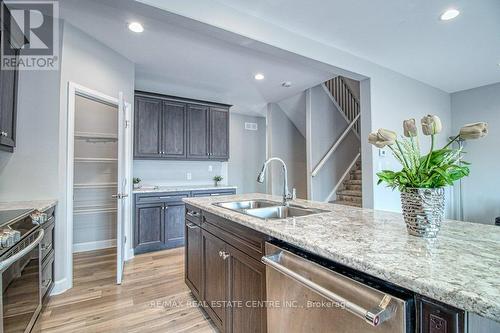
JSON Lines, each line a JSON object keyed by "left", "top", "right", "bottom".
{"left": 126, "top": 248, "right": 135, "bottom": 261}
{"left": 51, "top": 278, "right": 70, "bottom": 296}
{"left": 73, "top": 239, "right": 116, "bottom": 253}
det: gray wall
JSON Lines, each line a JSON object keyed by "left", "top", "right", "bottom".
{"left": 228, "top": 114, "right": 266, "bottom": 194}
{"left": 368, "top": 71, "right": 451, "bottom": 213}
{"left": 310, "top": 85, "right": 360, "bottom": 202}
{"left": 451, "top": 82, "right": 500, "bottom": 225}
{"left": 0, "top": 25, "right": 62, "bottom": 202}
{"left": 268, "top": 103, "right": 307, "bottom": 199}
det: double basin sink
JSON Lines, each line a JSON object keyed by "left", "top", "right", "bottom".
{"left": 213, "top": 200, "right": 328, "bottom": 220}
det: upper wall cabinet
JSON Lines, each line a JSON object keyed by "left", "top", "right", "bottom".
{"left": 134, "top": 91, "right": 230, "bottom": 161}
{"left": 0, "top": 2, "right": 24, "bottom": 153}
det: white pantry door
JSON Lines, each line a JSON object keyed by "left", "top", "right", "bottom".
{"left": 116, "top": 92, "right": 132, "bottom": 284}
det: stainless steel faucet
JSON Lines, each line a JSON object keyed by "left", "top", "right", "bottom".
{"left": 257, "top": 157, "right": 296, "bottom": 206}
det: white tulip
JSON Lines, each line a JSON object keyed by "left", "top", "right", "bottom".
{"left": 421, "top": 115, "right": 442, "bottom": 135}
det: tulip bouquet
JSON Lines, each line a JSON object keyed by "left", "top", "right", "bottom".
{"left": 369, "top": 115, "right": 488, "bottom": 192}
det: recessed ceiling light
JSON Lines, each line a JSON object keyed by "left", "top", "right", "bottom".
{"left": 128, "top": 22, "right": 144, "bottom": 33}
{"left": 254, "top": 73, "right": 265, "bottom": 80}
{"left": 440, "top": 9, "right": 460, "bottom": 21}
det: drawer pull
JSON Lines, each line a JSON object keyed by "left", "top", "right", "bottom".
{"left": 186, "top": 222, "right": 198, "bottom": 229}
{"left": 187, "top": 211, "right": 200, "bottom": 218}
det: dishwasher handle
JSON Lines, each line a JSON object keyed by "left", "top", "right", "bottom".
{"left": 261, "top": 252, "right": 396, "bottom": 327}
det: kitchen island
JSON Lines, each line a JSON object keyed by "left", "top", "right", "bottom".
{"left": 183, "top": 193, "right": 500, "bottom": 332}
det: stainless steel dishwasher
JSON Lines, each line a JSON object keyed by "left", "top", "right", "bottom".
{"left": 262, "top": 242, "right": 414, "bottom": 333}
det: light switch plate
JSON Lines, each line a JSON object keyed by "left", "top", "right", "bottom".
{"left": 186, "top": 172, "right": 192, "bottom": 180}
{"left": 208, "top": 165, "right": 213, "bottom": 172}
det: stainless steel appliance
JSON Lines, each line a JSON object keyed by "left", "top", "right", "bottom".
{"left": 0, "top": 209, "right": 45, "bottom": 333}
{"left": 262, "top": 242, "right": 414, "bottom": 333}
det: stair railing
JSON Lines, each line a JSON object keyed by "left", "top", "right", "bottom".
{"left": 311, "top": 113, "right": 360, "bottom": 177}
{"left": 324, "top": 153, "right": 361, "bottom": 202}
{"left": 324, "top": 76, "right": 360, "bottom": 135}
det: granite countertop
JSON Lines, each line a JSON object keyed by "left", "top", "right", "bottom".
{"left": 184, "top": 193, "right": 500, "bottom": 322}
{"left": 0, "top": 199, "right": 57, "bottom": 212}
{"left": 133, "top": 184, "right": 237, "bottom": 194}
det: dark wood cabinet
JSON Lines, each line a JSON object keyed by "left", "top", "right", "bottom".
{"left": 134, "top": 91, "right": 230, "bottom": 161}
{"left": 161, "top": 101, "right": 186, "bottom": 158}
{"left": 185, "top": 206, "right": 267, "bottom": 333}
{"left": 226, "top": 244, "right": 267, "bottom": 333}
{"left": 164, "top": 200, "right": 186, "bottom": 248}
{"left": 209, "top": 107, "right": 230, "bottom": 160}
{"left": 134, "top": 97, "right": 162, "bottom": 158}
{"left": 202, "top": 230, "right": 228, "bottom": 331}
{"left": 41, "top": 206, "right": 56, "bottom": 302}
{"left": 134, "top": 203, "right": 165, "bottom": 254}
{"left": 134, "top": 189, "right": 234, "bottom": 255}
{"left": 0, "top": 1, "right": 24, "bottom": 153}
{"left": 134, "top": 97, "right": 187, "bottom": 159}
{"left": 185, "top": 220, "right": 202, "bottom": 299}
{"left": 187, "top": 104, "right": 210, "bottom": 159}
{"left": 0, "top": 59, "right": 18, "bottom": 151}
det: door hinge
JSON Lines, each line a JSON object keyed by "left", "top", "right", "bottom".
{"left": 125, "top": 120, "right": 130, "bottom": 128}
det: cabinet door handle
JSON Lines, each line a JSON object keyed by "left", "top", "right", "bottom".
{"left": 1, "top": 131, "right": 8, "bottom": 137}
{"left": 186, "top": 222, "right": 198, "bottom": 229}
{"left": 187, "top": 211, "right": 200, "bottom": 218}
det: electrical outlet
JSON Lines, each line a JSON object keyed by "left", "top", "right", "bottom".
{"left": 186, "top": 172, "right": 192, "bottom": 180}
{"left": 379, "top": 149, "right": 387, "bottom": 157}
{"left": 208, "top": 165, "right": 213, "bottom": 172}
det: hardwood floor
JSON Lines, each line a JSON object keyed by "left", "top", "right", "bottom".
{"left": 35, "top": 248, "right": 217, "bottom": 333}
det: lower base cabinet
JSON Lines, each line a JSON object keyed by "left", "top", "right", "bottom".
{"left": 185, "top": 206, "right": 267, "bottom": 333}
{"left": 134, "top": 189, "right": 235, "bottom": 254}
{"left": 226, "top": 243, "right": 266, "bottom": 333}
{"left": 202, "top": 230, "right": 228, "bottom": 330}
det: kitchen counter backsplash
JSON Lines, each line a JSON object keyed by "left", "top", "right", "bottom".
{"left": 133, "top": 184, "right": 237, "bottom": 194}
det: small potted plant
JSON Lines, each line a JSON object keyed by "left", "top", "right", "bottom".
{"left": 133, "top": 177, "right": 142, "bottom": 190}
{"left": 368, "top": 116, "right": 488, "bottom": 238}
{"left": 213, "top": 175, "right": 223, "bottom": 187}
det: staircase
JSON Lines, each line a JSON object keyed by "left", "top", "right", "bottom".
{"left": 323, "top": 76, "right": 363, "bottom": 207}
{"left": 332, "top": 159, "right": 362, "bottom": 207}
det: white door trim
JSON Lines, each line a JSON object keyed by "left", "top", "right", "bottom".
{"left": 64, "top": 82, "right": 131, "bottom": 292}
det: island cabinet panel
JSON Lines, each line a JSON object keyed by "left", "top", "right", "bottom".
{"left": 134, "top": 91, "right": 231, "bottom": 161}
{"left": 161, "top": 101, "right": 186, "bottom": 158}
{"left": 226, "top": 244, "right": 267, "bottom": 333}
{"left": 187, "top": 104, "right": 210, "bottom": 159}
{"left": 202, "top": 229, "right": 228, "bottom": 331}
{"left": 134, "top": 96, "right": 162, "bottom": 158}
{"left": 185, "top": 208, "right": 268, "bottom": 332}
{"left": 134, "top": 203, "right": 165, "bottom": 253}
{"left": 185, "top": 219, "right": 202, "bottom": 299}
{"left": 209, "top": 107, "right": 229, "bottom": 160}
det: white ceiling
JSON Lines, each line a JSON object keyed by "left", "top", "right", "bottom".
{"left": 59, "top": 0, "right": 334, "bottom": 116}
{"left": 212, "top": 0, "right": 500, "bottom": 92}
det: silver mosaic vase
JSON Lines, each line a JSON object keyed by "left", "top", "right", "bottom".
{"left": 400, "top": 188, "right": 445, "bottom": 238}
